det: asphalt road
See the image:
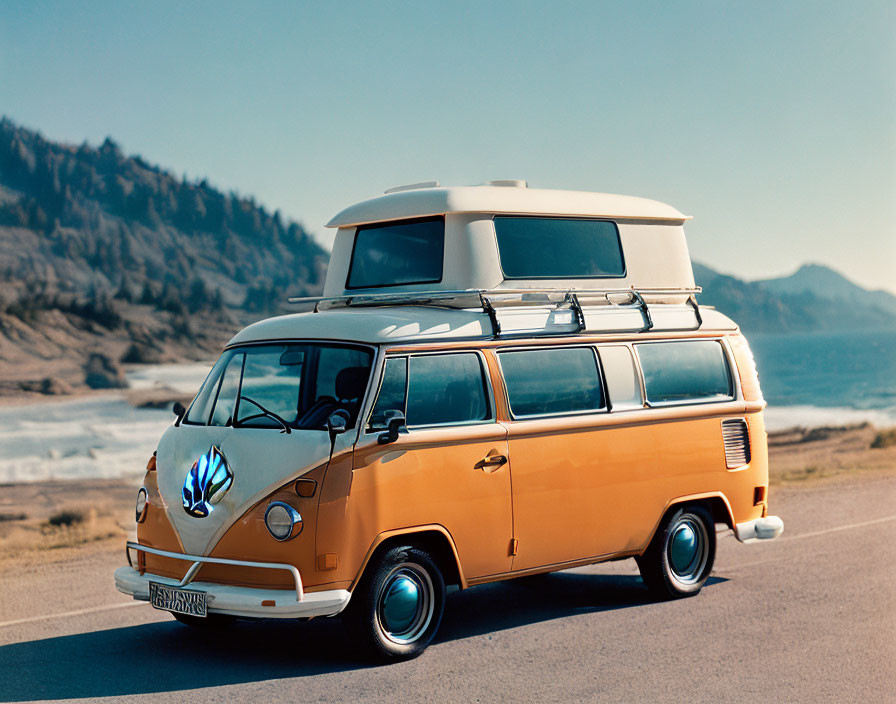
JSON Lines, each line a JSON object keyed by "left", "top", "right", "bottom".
{"left": 1, "top": 475, "right": 894, "bottom": 703}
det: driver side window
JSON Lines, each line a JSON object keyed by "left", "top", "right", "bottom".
{"left": 369, "top": 353, "right": 492, "bottom": 429}
{"left": 236, "top": 349, "right": 302, "bottom": 428}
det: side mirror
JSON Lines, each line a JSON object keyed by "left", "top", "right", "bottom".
{"left": 327, "top": 409, "right": 351, "bottom": 444}
{"left": 377, "top": 410, "right": 406, "bottom": 445}
{"left": 172, "top": 401, "right": 186, "bottom": 426}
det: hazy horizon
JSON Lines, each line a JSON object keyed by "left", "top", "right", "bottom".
{"left": 2, "top": 1, "right": 894, "bottom": 293}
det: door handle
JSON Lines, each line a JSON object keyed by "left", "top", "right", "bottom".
{"left": 475, "top": 453, "right": 507, "bottom": 473}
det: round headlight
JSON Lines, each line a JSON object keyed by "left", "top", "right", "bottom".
{"left": 264, "top": 501, "right": 302, "bottom": 541}
{"left": 135, "top": 487, "right": 148, "bottom": 523}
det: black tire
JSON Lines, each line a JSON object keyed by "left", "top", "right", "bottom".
{"left": 343, "top": 545, "right": 445, "bottom": 662}
{"left": 636, "top": 504, "right": 716, "bottom": 599}
{"left": 172, "top": 611, "right": 235, "bottom": 629}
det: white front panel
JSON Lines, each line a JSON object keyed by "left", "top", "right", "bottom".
{"left": 156, "top": 423, "right": 331, "bottom": 555}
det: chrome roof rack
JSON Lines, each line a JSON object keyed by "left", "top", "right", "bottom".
{"left": 288, "top": 287, "right": 703, "bottom": 338}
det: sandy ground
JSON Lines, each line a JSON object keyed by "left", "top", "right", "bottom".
{"left": 0, "top": 305, "right": 236, "bottom": 402}
{"left": 768, "top": 422, "right": 896, "bottom": 483}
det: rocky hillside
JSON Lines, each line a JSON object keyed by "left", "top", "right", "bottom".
{"left": 1, "top": 117, "right": 892, "bottom": 397}
{"left": 0, "top": 118, "right": 327, "bottom": 396}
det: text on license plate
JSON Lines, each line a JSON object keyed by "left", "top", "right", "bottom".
{"left": 149, "top": 582, "right": 207, "bottom": 617}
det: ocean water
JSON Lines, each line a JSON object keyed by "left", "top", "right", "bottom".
{"left": 0, "top": 365, "right": 213, "bottom": 485}
{"left": 0, "top": 398, "right": 174, "bottom": 484}
{"left": 1, "top": 330, "right": 894, "bottom": 483}
{"left": 750, "top": 329, "right": 896, "bottom": 429}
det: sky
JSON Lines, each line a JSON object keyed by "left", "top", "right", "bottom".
{"left": 2, "top": 1, "right": 894, "bottom": 292}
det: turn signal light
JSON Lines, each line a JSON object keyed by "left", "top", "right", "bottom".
{"left": 294, "top": 479, "right": 317, "bottom": 498}
{"left": 135, "top": 487, "right": 148, "bottom": 523}
{"left": 318, "top": 553, "right": 338, "bottom": 571}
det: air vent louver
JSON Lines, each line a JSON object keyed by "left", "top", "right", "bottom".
{"left": 721, "top": 418, "right": 751, "bottom": 468}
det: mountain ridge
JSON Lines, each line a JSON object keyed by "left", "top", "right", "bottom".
{"left": 0, "top": 116, "right": 892, "bottom": 396}
{"left": 694, "top": 262, "right": 896, "bottom": 333}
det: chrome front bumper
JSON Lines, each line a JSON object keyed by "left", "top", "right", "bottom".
{"left": 114, "top": 541, "right": 350, "bottom": 619}
{"left": 734, "top": 515, "right": 784, "bottom": 543}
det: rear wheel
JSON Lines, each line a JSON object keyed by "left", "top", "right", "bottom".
{"left": 637, "top": 504, "right": 715, "bottom": 599}
{"left": 343, "top": 545, "right": 445, "bottom": 662}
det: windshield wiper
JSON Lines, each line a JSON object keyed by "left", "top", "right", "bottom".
{"left": 235, "top": 396, "right": 292, "bottom": 434}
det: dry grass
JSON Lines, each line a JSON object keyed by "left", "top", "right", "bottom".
{"left": 0, "top": 512, "right": 27, "bottom": 522}
{"left": 871, "top": 428, "right": 896, "bottom": 450}
{"left": 47, "top": 509, "right": 85, "bottom": 527}
{"left": 0, "top": 507, "right": 125, "bottom": 561}
{"left": 0, "top": 479, "right": 134, "bottom": 567}
{"left": 768, "top": 424, "right": 896, "bottom": 485}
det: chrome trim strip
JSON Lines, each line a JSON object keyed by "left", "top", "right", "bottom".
{"left": 125, "top": 541, "right": 304, "bottom": 601}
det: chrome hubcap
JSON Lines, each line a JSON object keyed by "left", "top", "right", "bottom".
{"left": 376, "top": 563, "right": 434, "bottom": 644}
{"left": 667, "top": 515, "right": 708, "bottom": 584}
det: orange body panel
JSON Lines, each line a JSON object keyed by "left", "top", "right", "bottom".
{"left": 137, "top": 469, "right": 184, "bottom": 576}
{"left": 504, "top": 406, "right": 766, "bottom": 570}
{"left": 331, "top": 423, "right": 513, "bottom": 582}
{"left": 134, "top": 330, "right": 771, "bottom": 595}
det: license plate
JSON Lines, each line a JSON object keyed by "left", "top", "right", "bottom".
{"left": 149, "top": 582, "right": 207, "bottom": 617}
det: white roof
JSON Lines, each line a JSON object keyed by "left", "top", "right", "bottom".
{"left": 326, "top": 184, "right": 690, "bottom": 228}
{"left": 228, "top": 305, "right": 735, "bottom": 346}
{"left": 229, "top": 308, "right": 491, "bottom": 346}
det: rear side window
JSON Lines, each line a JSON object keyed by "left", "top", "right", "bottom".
{"left": 369, "top": 353, "right": 491, "bottom": 427}
{"left": 347, "top": 217, "right": 444, "bottom": 289}
{"left": 494, "top": 217, "right": 624, "bottom": 279}
{"left": 498, "top": 347, "right": 605, "bottom": 417}
{"left": 636, "top": 340, "right": 733, "bottom": 405}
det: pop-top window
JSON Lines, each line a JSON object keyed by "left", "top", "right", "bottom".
{"left": 347, "top": 217, "right": 444, "bottom": 289}
{"left": 185, "top": 343, "right": 373, "bottom": 430}
{"left": 636, "top": 340, "right": 733, "bottom": 405}
{"left": 494, "top": 217, "right": 625, "bottom": 278}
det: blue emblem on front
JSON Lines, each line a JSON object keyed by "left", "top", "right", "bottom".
{"left": 182, "top": 446, "right": 233, "bottom": 518}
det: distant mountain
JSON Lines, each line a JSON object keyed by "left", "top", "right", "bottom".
{"left": 756, "top": 264, "right": 896, "bottom": 318}
{"left": 694, "top": 262, "right": 896, "bottom": 333}
{"left": 0, "top": 117, "right": 327, "bottom": 395}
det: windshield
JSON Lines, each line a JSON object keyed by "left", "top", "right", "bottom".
{"left": 184, "top": 343, "right": 373, "bottom": 430}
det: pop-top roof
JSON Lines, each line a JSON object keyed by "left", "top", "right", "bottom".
{"left": 230, "top": 301, "right": 736, "bottom": 347}
{"left": 326, "top": 183, "right": 690, "bottom": 228}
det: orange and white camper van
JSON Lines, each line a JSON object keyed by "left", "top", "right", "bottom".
{"left": 115, "top": 181, "right": 783, "bottom": 660}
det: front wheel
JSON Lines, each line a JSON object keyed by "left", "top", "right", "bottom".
{"left": 636, "top": 505, "right": 716, "bottom": 599}
{"left": 343, "top": 546, "right": 445, "bottom": 662}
